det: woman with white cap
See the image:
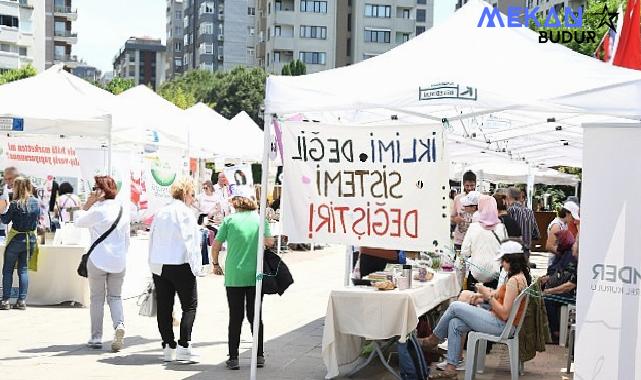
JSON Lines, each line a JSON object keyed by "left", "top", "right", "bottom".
{"left": 422, "top": 242, "right": 531, "bottom": 379}
{"left": 211, "top": 186, "right": 274, "bottom": 370}
{"left": 461, "top": 195, "right": 508, "bottom": 291}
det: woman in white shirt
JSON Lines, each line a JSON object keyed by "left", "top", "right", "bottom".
{"left": 148, "top": 177, "right": 201, "bottom": 363}
{"left": 194, "top": 180, "right": 217, "bottom": 225}
{"left": 461, "top": 195, "right": 508, "bottom": 291}
{"left": 75, "top": 176, "right": 129, "bottom": 352}
{"left": 55, "top": 182, "right": 82, "bottom": 223}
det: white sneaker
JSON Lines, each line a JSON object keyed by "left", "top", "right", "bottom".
{"left": 438, "top": 339, "right": 449, "bottom": 351}
{"left": 163, "top": 346, "right": 176, "bottom": 362}
{"left": 111, "top": 323, "right": 125, "bottom": 352}
{"left": 176, "top": 345, "right": 199, "bottom": 363}
{"left": 436, "top": 359, "right": 466, "bottom": 371}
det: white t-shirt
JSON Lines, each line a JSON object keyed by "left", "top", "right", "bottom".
{"left": 196, "top": 192, "right": 218, "bottom": 215}
{"left": 547, "top": 217, "right": 568, "bottom": 232}
{"left": 57, "top": 194, "right": 81, "bottom": 223}
{"left": 461, "top": 222, "right": 508, "bottom": 283}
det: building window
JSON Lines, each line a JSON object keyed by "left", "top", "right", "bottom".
{"left": 300, "top": 25, "right": 327, "bottom": 39}
{"left": 397, "top": 32, "right": 410, "bottom": 43}
{"left": 364, "top": 29, "right": 390, "bottom": 43}
{"left": 273, "top": 51, "right": 281, "bottom": 63}
{"left": 200, "top": 22, "right": 214, "bottom": 35}
{"left": 175, "top": 58, "right": 183, "bottom": 66}
{"left": 275, "top": 0, "right": 282, "bottom": 10}
{"left": 20, "top": 20, "right": 32, "bottom": 33}
{"left": 402, "top": 9, "right": 410, "bottom": 19}
{"left": 0, "top": 15, "right": 19, "bottom": 28}
{"left": 200, "top": 43, "right": 214, "bottom": 54}
{"left": 175, "top": 10, "right": 182, "bottom": 20}
{"left": 184, "top": 15, "right": 189, "bottom": 28}
{"left": 346, "top": 37, "right": 351, "bottom": 56}
{"left": 19, "top": 46, "right": 27, "bottom": 56}
{"left": 247, "top": 47, "right": 255, "bottom": 57}
{"left": 128, "top": 67, "right": 136, "bottom": 77}
{"left": 363, "top": 53, "right": 378, "bottom": 60}
{"left": 201, "top": 1, "right": 214, "bottom": 14}
{"left": 416, "top": 9, "right": 426, "bottom": 22}
{"left": 417, "top": 0, "right": 426, "bottom": 3}
{"left": 300, "top": 1, "right": 327, "bottom": 13}
{"left": 416, "top": 26, "right": 426, "bottom": 35}
{"left": 248, "top": 7, "right": 256, "bottom": 15}
{"left": 175, "top": 42, "right": 182, "bottom": 52}
{"left": 175, "top": 26, "right": 182, "bottom": 36}
{"left": 128, "top": 53, "right": 136, "bottom": 62}
{"left": 299, "top": 51, "right": 326, "bottom": 65}
{"left": 347, "top": 14, "right": 351, "bottom": 31}
{"left": 274, "top": 25, "right": 281, "bottom": 36}
{"left": 365, "top": 4, "right": 391, "bottom": 18}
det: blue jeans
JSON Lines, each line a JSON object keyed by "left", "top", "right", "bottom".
{"left": 433, "top": 301, "right": 507, "bottom": 365}
{"left": 2, "top": 241, "right": 30, "bottom": 301}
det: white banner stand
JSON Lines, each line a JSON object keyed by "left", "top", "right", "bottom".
{"left": 575, "top": 123, "right": 641, "bottom": 380}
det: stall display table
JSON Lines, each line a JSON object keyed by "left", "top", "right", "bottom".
{"left": 322, "top": 272, "right": 461, "bottom": 379}
{"left": 0, "top": 243, "right": 88, "bottom": 306}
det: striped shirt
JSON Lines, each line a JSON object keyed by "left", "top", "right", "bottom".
{"left": 507, "top": 202, "right": 540, "bottom": 250}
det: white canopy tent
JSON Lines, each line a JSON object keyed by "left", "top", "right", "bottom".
{"left": 0, "top": 65, "right": 113, "bottom": 138}
{"left": 227, "top": 111, "right": 263, "bottom": 161}
{"left": 184, "top": 102, "right": 231, "bottom": 158}
{"left": 113, "top": 86, "right": 188, "bottom": 149}
{"left": 247, "top": 1, "right": 641, "bottom": 377}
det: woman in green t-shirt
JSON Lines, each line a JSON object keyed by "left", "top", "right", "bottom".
{"left": 212, "top": 186, "right": 273, "bottom": 371}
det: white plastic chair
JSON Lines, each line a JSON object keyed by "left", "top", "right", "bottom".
{"left": 464, "top": 283, "right": 535, "bottom": 380}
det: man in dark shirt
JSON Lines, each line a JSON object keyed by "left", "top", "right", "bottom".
{"left": 506, "top": 187, "right": 540, "bottom": 259}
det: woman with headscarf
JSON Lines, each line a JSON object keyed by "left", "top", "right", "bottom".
{"left": 461, "top": 195, "right": 508, "bottom": 291}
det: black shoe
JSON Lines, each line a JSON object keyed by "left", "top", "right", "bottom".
{"left": 226, "top": 358, "right": 240, "bottom": 370}
{"left": 257, "top": 356, "right": 265, "bottom": 368}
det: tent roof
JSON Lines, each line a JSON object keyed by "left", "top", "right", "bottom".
{"left": 266, "top": 0, "right": 641, "bottom": 168}
{"left": 266, "top": 0, "right": 641, "bottom": 118}
{"left": 0, "top": 65, "right": 113, "bottom": 137}
{"left": 113, "top": 85, "right": 188, "bottom": 148}
{"left": 227, "top": 111, "right": 263, "bottom": 161}
{"left": 184, "top": 102, "right": 231, "bottom": 157}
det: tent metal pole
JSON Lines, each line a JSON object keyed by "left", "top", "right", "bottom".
{"left": 250, "top": 114, "right": 272, "bottom": 380}
{"left": 527, "top": 166, "right": 535, "bottom": 209}
{"left": 345, "top": 245, "right": 352, "bottom": 286}
{"left": 107, "top": 114, "right": 113, "bottom": 175}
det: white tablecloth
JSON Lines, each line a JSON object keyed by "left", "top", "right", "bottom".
{"left": 0, "top": 244, "right": 89, "bottom": 306}
{"left": 322, "top": 272, "right": 461, "bottom": 379}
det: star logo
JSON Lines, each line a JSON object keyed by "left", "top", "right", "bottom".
{"left": 593, "top": 4, "right": 619, "bottom": 31}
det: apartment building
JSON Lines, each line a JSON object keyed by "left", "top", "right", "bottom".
{"left": 0, "top": 0, "right": 35, "bottom": 73}
{"left": 71, "top": 62, "right": 100, "bottom": 82}
{"left": 166, "top": 0, "right": 184, "bottom": 79}
{"left": 255, "top": 0, "right": 434, "bottom": 75}
{"left": 346, "top": 0, "right": 434, "bottom": 64}
{"left": 32, "top": 0, "right": 78, "bottom": 70}
{"left": 181, "top": 0, "right": 256, "bottom": 72}
{"left": 113, "top": 37, "right": 166, "bottom": 90}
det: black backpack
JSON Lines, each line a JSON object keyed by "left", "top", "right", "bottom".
{"left": 397, "top": 332, "right": 429, "bottom": 380}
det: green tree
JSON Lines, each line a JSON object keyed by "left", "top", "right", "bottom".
{"left": 0, "top": 65, "right": 37, "bottom": 86}
{"left": 531, "top": 0, "right": 626, "bottom": 56}
{"left": 281, "top": 60, "right": 306, "bottom": 76}
{"left": 158, "top": 85, "right": 196, "bottom": 109}
{"left": 209, "top": 66, "right": 267, "bottom": 124}
{"left": 105, "top": 77, "right": 135, "bottom": 95}
{"left": 158, "top": 69, "right": 218, "bottom": 104}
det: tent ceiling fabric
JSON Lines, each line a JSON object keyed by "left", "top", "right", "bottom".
{"left": 266, "top": 0, "right": 641, "bottom": 168}
{"left": 450, "top": 161, "right": 579, "bottom": 186}
{"left": 0, "top": 65, "right": 112, "bottom": 137}
{"left": 185, "top": 102, "right": 232, "bottom": 158}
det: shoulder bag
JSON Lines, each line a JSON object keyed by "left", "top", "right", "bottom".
{"left": 77, "top": 206, "right": 123, "bottom": 278}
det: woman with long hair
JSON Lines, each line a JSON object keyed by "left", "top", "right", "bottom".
{"left": 0, "top": 176, "right": 41, "bottom": 310}
{"left": 148, "top": 177, "right": 201, "bottom": 363}
{"left": 75, "top": 176, "right": 130, "bottom": 351}
{"left": 422, "top": 244, "right": 531, "bottom": 379}
{"left": 211, "top": 186, "right": 274, "bottom": 370}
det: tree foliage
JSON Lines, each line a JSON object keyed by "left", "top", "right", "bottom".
{"left": 105, "top": 77, "right": 135, "bottom": 95}
{"left": 0, "top": 65, "right": 37, "bottom": 86}
{"left": 531, "top": 0, "right": 626, "bottom": 56}
{"left": 281, "top": 60, "right": 306, "bottom": 76}
{"left": 159, "top": 66, "right": 267, "bottom": 124}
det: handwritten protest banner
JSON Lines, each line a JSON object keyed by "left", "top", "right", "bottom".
{"left": 4, "top": 137, "right": 81, "bottom": 178}
{"left": 281, "top": 122, "right": 450, "bottom": 252}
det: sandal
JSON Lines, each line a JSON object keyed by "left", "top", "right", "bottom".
{"left": 429, "top": 369, "right": 458, "bottom": 379}
{"left": 419, "top": 335, "right": 440, "bottom": 352}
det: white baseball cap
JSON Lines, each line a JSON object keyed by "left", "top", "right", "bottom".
{"left": 231, "top": 185, "right": 255, "bottom": 200}
{"left": 495, "top": 241, "right": 524, "bottom": 261}
{"left": 462, "top": 191, "right": 480, "bottom": 207}
{"left": 563, "top": 201, "right": 580, "bottom": 221}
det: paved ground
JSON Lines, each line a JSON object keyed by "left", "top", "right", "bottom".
{"left": 0, "top": 246, "right": 573, "bottom": 380}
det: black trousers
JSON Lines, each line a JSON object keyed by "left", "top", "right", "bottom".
{"left": 153, "top": 264, "right": 198, "bottom": 349}
{"left": 226, "top": 286, "right": 264, "bottom": 358}
{"left": 466, "top": 272, "right": 499, "bottom": 291}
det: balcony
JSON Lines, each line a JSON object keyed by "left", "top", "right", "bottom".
{"left": 217, "top": 34, "right": 224, "bottom": 41}
{"left": 54, "top": 5, "right": 78, "bottom": 21}
{"left": 53, "top": 54, "right": 79, "bottom": 67}
{"left": 217, "top": 54, "right": 223, "bottom": 61}
{"left": 19, "top": 0, "right": 34, "bottom": 9}
{"left": 0, "top": 25, "right": 19, "bottom": 44}
{"left": 217, "top": 13, "right": 224, "bottom": 21}
{"left": 53, "top": 29, "right": 78, "bottom": 44}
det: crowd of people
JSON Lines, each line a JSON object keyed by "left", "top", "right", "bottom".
{"left": 0, "top": 167, "right": 275, "bottom": 370}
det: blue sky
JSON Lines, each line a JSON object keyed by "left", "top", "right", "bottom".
{"left": 74, "top": 0, "right": 456, "bottom": 74}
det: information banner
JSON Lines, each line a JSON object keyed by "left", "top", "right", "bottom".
{"left": 224, "top": 164, "right": 254, "bottom": 187}
{"left": 575, "top": 125, "right": 641, "bottom": 380}
{"left": 4, "top": 137, "right": 81, "bottom": 178}
{"left": 281, "top": 122, "right": 450, "bottom": 252}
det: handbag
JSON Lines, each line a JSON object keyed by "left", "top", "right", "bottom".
{"left": 137, "top": 281, "right": 157, "bottom": 317}
{"left": 77, "top": 206, "right": 123, "bottom": 278}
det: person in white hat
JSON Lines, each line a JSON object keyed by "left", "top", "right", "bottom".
{"left": 211, "top": 185, "right": 274, "bottom": 370}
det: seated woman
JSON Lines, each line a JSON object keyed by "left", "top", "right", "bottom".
{"left": 420, "top": 249, "right": 531, "bottom": 379}
{"left": 542, "top": 229, "right": 577, "bottom": 344}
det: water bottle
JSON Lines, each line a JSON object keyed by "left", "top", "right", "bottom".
{"left": 403, "top": 264, "right": 412, "bottom": 289}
